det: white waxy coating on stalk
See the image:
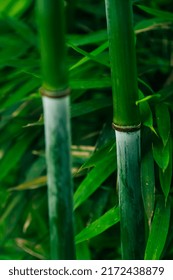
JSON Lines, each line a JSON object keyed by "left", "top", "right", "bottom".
{"left": 115, "top": 130, "right": 144, "bottom": 259}
{"left": 43, "top": 95, "right": 71, "bottom": 148}
{"left": 115, "top": 130, "right": 141, "bottom": 181}
{"left": 42, "top": 95, "right": 75, "bottom": 259}
{"left": 43, "top": 95, "right": 72, "bottom": 220}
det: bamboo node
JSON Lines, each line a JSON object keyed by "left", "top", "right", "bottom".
{"left": 112, "top": 122, "right": 141, "bottom": 132}
{"left": 39, "top": 87, "right": 70, "bottom": 98}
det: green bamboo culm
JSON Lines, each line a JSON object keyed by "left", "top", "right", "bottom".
{"left": 105, "top": 0, "right": 140, "bottom": 128}
{"left": 38, "top": 0, "right": 68, "bottom": 92}
{"left": 105, "top": 0, "right": 145, "bottom": 259}
{"left": 37, "top": 0, "right": 76, "bottom": 260}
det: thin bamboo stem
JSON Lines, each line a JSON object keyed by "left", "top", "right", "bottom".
{"left": 105, "top": 0, "right": 145, "bottom": 259}
{"left": 37, "top": 0, "right": 75, "bottom": 259}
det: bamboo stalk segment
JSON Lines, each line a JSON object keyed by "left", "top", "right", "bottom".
{"left": 105, "top": 0, "right": 140, "bottom": 128}
{"left": 116, "top": 130, "right": 144, "bottom": 259}
{"left": 43, "top": 96, "right": 75, "bottom": 259}
{"left": 105, "top": 0, "right": 145, "bottom": 259}
{"left": 37, "top": 0, "right": 76, "bottom": 259}
{"left": 37, "top": 0, "right": 68, "bottom": 93}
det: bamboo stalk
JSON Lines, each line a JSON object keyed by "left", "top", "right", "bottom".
{"left": 37, "top": 0, "right": 75, "bottom": 260}
{"left": 105, "top": 0, "right": 145, "bottom": 259}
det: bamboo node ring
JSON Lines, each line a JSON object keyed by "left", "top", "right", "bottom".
{"left": 40, "top": 87, "right": 70, "bottom": 98}
{"left": 112, "top": 122, "right": 141, "bottom": 132}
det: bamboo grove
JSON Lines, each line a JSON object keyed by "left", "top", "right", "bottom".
{"left": 0, "top": 0, "right": 172, "bottom": 260}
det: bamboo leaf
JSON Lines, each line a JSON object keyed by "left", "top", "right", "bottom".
{"left": 75, "top": 214, "right": 91, "bottom": 260}
{"left": 141, "top": 140, "right": 155, "bottom": 224}
{"left": 155, "top": 103, "right": 170, "bottom": 146}
{"left": 137, "top": 5, "right": 173, "bottom": 21}
{"left": 9, "top": 176, "right": 47, "bottom": 191}
{"left": 158, "top": 83, "right": 173, "bottom": 102}
{"left": 0, "top": 0, "right": 32, "bottom": 18}
{"left": 0, "top": 193, "right": 29, "bottom": 246}
{"left": 0, "top": 78, "right": 40, "bottom": 109}
{"left": 74, "top": 153, "right": 116, "bottom": 210}
{"left": 138, "top": 78, "right": 154, "bottom": 94}
{"left": 68, "top": 29, "right": 108, "bottom": 46}
{"left": 15, "top": 238, "right": 46, "bottom": 260}
{"left": 75, "top": 206, "right": 120, "bottom": 244}
{"left": 136, "top": 94, "right": 160, "bottom": 104}
{"left": 80, "top": 140, "right": 115, "bottom": 170}
{"left": 71, "top": 98, "right": 112, "bottom": 118}
{"left": 135, "top": 18, "right": 171, "bottom": 34}
{"left": 145, "top": 196, "right": 171, "bottom": 260}
{"left": 159, "top": 137, "right": 172, "bottom": 200}
{"left": 152, "top": 136, "right": 170, "bottom": 171}
{"left": 138, "top": 90, "right": 154, "bottom": 130}
{"left": 1, "top": 15, "right": 36, "bottom": 45}
{"left": 69, "top": 41, "right": 109, "bottom": 71}
{"left": 0, "top": 134, "right": 35, "bottom": 181}
{"left": 68, "top": 42, "right": 109, "bottom": 69}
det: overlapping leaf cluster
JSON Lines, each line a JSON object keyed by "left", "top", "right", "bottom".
{"left": 0, "top": 0, "right": 173, "bottom": 259}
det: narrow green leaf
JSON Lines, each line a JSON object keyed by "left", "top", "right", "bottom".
{"left": 68, "top": 42, "right": 109, "bottom": 69}
{"left": 137, "top": 5, "right": 173, "bottom": 21}
{"left": 75, "top": 214, "right": 91, "bottom": 260}
{"left": 23, "top": 115, "right": 44, "bottom": 128}
{"left": 80, "top": 140, "right": 115, "bottom": 170}
{"left": 152, "top": 136, "right": 170, "bottom": 171}
{"left": 2, "top": 15, "right": 36, "bottom": 45}
{"left": 141, "top": 145, "right": 155, "bottom": 224}
{"left": 135, "top": 17, "right": 171, "bottom": 33}
{"left": 138, "top": 90, "right": 154, "bottom": 130}
{"left": 68, "top": 29, "right": 108, "bottom": 46}
{"left": 0, "top": 192, "right": 28, "bottom": 245}
{"left": 0, "top": 134, "right": 35, "bottom": 181}
{"left": 71, "top": 98, "right": 111, "bottom": 118}
{"left": 0, "top": 58, "right": 40, "bottom": 70}
{"left": 26, "top": 156, "right": 46, "bottom": 181}
{"left": 159, "top": 137, "right": 172, "bottom": 200}
{"left": 136, "top": 94, "right": 160, "bottom": 104}
{"left": 75, "top": 206, "right": 120, "bottom": 244}
{"left": 145, "top": 196, "right": 170, "bottom": 260}
{"left": 158, "top": 83, "right": 173, "bottom": 102}
{"left": 76, "top": 242, "right": 90, "bottom": 260}
{"left": 0, "top": 0, "right": 32, "bottom": 17}
{"left": 0, "top": 44, "right": 29, "bottom": 68}
{"left": 0, "top": 78, "right": 40, "bottom": 109}
{"left": 74, "top": 153, "right": 116, "bottom": 210}
{"left": 138, "top": 78, "right": 154, "bottom": 94}
{"left": 155, "top": 103, "right": 170, "bottom": 146}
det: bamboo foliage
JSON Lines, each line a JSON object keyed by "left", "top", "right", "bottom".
{"left": 0, "top": 0, "right": 172, "bottom": 261}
